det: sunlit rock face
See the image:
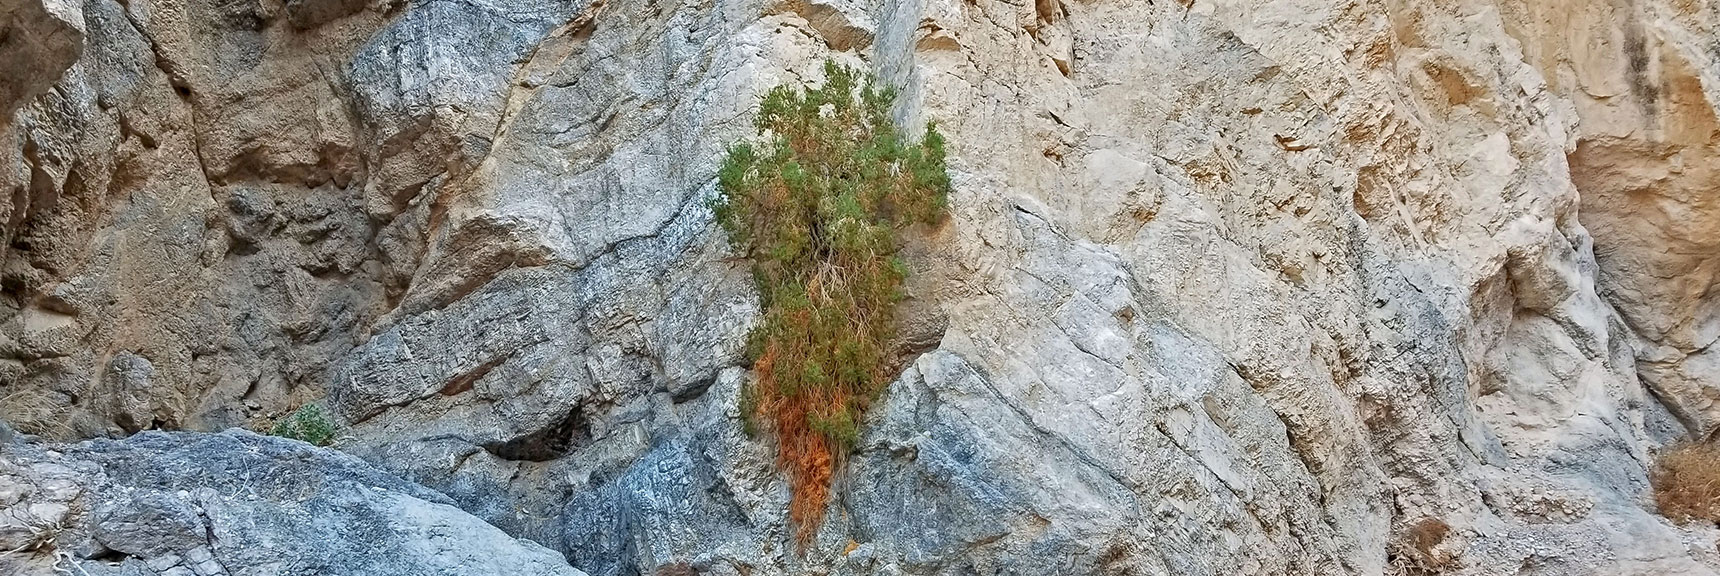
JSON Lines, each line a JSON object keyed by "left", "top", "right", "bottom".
{"left": 2, "top": 0, "right": 1719, "bottom": 574}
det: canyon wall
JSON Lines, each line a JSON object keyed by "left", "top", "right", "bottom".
{"left": 2, "top": 0, "right": 1719, "bottom": 574}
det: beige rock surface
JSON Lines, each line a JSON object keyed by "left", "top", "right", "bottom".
{"left": 0, "top": 0, "right": 1717, "bottom": 573}
{"left": 1506, "top": 0, "right": 1720, "bottom": 440}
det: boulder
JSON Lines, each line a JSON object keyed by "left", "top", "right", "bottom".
{"left": 0, "top": 430, "right": 586, "bottom": 576}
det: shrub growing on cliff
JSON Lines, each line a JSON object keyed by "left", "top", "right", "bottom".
{"left": 271, "top": 403, "right": 338, "bottom": 446}
{"left": 1392, "top": 516, "right": 1456, "bottom": 572}
{"left": 711, "top": 61, "right": 949, "bottom": 543}
{"left": 1653, "top": 441, "right": 1720, "bottom": 523}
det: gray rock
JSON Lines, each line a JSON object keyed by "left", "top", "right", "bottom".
{"left": 345, "top": 0, "right": 583, "bottom": 215}
{"left": 841, "top": 352, "right": 1141, "bottom": 574}
{"left": 2, "top": 0, "right": 1720, "bottom": 574}
{"left": 0, "top": 430, "right": 586, "bottom": 576}
{"left": 563, "top": 440, "right": 751, "bottom": 576}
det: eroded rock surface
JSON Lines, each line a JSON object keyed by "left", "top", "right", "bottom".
{"left": 0, "top": 0, "right": 83, "bottom": 116}
{"left": 1, "top": 0, "right": 1719, "bottom": 574}
{"left": 0, "top": 430, "right": 585, "bottom": 576}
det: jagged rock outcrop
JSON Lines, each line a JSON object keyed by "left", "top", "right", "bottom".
{"left": 1506, "top": 0, "right": 1720, "bottom": 440}
{"left": 1, "top": 0, "right": 1719, "bottom": 574}
{"left": 0, "top": 430, "right": 585, "bottom": 576}
{"left": 0, "top": 0, "right": 83, "bottom": 116}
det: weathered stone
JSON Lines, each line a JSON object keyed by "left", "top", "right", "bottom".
{"left": 0, "top": 0, "right": 1718, "bottom": 574}
{"left": 0, "top": 0, "right": 83, "bottom": 117}
{"left": 0, "top": 430, "right": 587, "bottom": 576}
{"left": 284, "top": 0, "right": 366, "bottom": 29}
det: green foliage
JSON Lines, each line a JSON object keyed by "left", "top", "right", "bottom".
{"left": 710, "top": 60, "right": 950, "bottom": 541}
{"left": 271, "top": 403, "right": 338, "bottom": 446}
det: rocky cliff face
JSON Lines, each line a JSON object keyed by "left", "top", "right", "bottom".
{"left": 1, "top": 0, "right": 1718, "bottom": 574}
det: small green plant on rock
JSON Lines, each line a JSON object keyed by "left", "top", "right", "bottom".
{"left": 271, "top": 403, "right": 338, "bottom": 446}
{"left": 711, "top": 61, "right": 950, "bottom": 544}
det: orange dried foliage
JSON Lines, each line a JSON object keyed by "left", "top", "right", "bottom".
{"left": 712, "top": 61, "right": 950, "bottom": 546}
{"left": 1655, "top": 441, "right": 1720, "bottom": 524}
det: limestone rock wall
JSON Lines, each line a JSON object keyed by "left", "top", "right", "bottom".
{"left": 1, "top": 0, "right": 1718, "bottom": 574}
